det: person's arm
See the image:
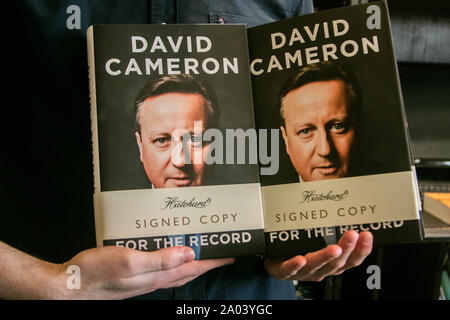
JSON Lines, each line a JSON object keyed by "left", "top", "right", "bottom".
{"left": 264, "top": 231, "right": 373, "bottom": 281}
{"left": 0, "top": 241, "right": 234, "bottom": 299}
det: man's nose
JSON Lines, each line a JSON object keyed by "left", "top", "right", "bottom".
{"left": 170, "top": 139, "right": 191, "bottom": 167}
{"left": 316, "top": 130, "right": 332, "bottom": 156}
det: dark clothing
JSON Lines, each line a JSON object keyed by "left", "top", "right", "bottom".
{"left": 3, "top": 0, "right": 312, "bottom": 300}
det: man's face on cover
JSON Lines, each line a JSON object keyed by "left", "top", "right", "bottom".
{"left": 135, "top": 92, "right": 210, "bottom": 188}
{"left": 280, "top": 79, "right": 355, "bottom": 182}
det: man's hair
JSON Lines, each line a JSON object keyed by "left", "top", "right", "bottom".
{"left": 278, "top": 61, "right": 360, "bottom": 127}
{"left": 134, "top": 74, "right": 218, "bottom": 133}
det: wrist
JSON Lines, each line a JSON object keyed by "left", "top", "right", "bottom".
{"left": 43, "top": 262, "right": 76, "bottom": 300}
{"left": 21, "top": 260, "right": 72, "bottom": 300}
{"left": 0, "top": 257, "right": 71, "bottom": 299}
{"left": 0, "top": 242, "right": 69, "bottom": 299}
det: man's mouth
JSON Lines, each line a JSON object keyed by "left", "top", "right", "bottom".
{"left": 314, "top": 164, "right": 338, "bottom": 175}
{"left": 169, "top": 176, "right": 192, "bottom": 186}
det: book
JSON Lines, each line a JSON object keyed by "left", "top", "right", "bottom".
{"left": 87, "top": 0, "right": 424, "bottom": 260}
{"left": 87, "top": 24, "right": 265, "bottom": 259}
{"left": 423, "top": 193, "right": 450, "bottom": 225}
{"left": 247, "top": 1, "right": 424, "bottom": 257}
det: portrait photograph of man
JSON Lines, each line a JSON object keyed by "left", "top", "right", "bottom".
{"left": 92, "top": 25, "right": 259, "bottom": 193}
{"left": 134, "top": 74, "right": 217, "bottom": 189}
{"left": 279, "top": 62, "right": 358, "bottom": 182}
{"left": 254, "top": 60, "right": 412, "bottom": 186}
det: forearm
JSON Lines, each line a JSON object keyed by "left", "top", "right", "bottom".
{"left": 0, "top": 241, "right": 67, "bottom": 299}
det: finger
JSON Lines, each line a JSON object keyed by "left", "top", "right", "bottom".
{"left": 313, "top": 230, "right": 359, "bottom": 278}
{"left": 134, "top": 257, "right": 235, "bottom": 291}
{"left": 162, "top": 274, "right": 198, "bottom": 289}
{"left": 293, "top": 245, "right": 342, "bottom": 281}
{"left": 335, "top": 231, "right": 373, "bottom": 274}
{"left": 130, "top": 276, "right": 203, "bottom": 297}
{"left": 264, "top": 256, "right": 307, "bottom": 280}
{"left": 164, "top": 257, "right": 236, "bottom": 281}
{"left": 128, "top": 246, "right": 196, "bottom": 275}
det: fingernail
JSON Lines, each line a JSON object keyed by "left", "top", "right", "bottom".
{"left": 346, "top": 238, "right": 357, "bottom": 246}
{"left": 327, "top": 245, "right": 342, "bottom": 258}
{"left": 361, "top": 233, "right": 373, "bottom": 245}
{"left": 349, "top": 231, "right": 359, "bottom": 241}
{"left": 297, "top": 259, "right": 307, "bottom": 269}
{"left": 183, "top": 247, "right": 195, "bottom": 262}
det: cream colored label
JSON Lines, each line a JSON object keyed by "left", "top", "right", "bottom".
{"left": 94, "top": 183, "right": 264, "bottom": 242}
{"left": 262, "top": 171, "right": 420, "bottom": 232}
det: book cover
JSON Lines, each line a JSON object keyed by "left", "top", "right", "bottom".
{"left": 87, "top": 24, "right": 265, "bottom": 259}
{"left": 248, "top": 1, "right": 424, "bottom": 257}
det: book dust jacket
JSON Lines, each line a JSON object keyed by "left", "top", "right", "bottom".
{"left": 248, "top": 1, "right": 424, "bottom": 257}
{"left": 87, "top": 24, "right": 264, "bottom": 259}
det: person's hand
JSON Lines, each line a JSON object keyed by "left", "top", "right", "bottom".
{"left": 0, "top": 241, "right": 234, "bottom": 300}
{"left": 55, "top": 245, "right": 234, "bottom": 299}
{"left": 264, "top": 231, "right": 372, "bottom": 281}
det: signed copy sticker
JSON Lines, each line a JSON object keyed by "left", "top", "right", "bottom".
{"left": 262, "top": 171, "right": 420, "bottom": 232}
{"left": 94, "top": 183, "right": 264, "bottom": 240}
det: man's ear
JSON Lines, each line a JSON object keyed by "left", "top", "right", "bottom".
{"left": 280, "top": 125, "right": 290, "bottom": 156}
{"left": 135, "top": 132, "right": 143, "bottom": 162}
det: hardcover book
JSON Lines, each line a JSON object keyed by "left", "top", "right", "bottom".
{"left": 87, "top": 1, "right": 424, "bottom": 260}
{"left": 247, "top": 1, "right": 424, "bottom": 257}
{"left": 87, "top": 24, "right": 265, "bottom": 259}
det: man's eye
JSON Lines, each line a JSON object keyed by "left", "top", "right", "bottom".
{"left": 298, "top": 128, "right": 312, "bottom": 136}
{"left": 154, "top": 137, "right": 169, "bottom": 145}
{"left": 190, "top": 135, "right": 202, "bottom": 147}
{"left": 330, "top": 122, "right": 347, "bottom": 133}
